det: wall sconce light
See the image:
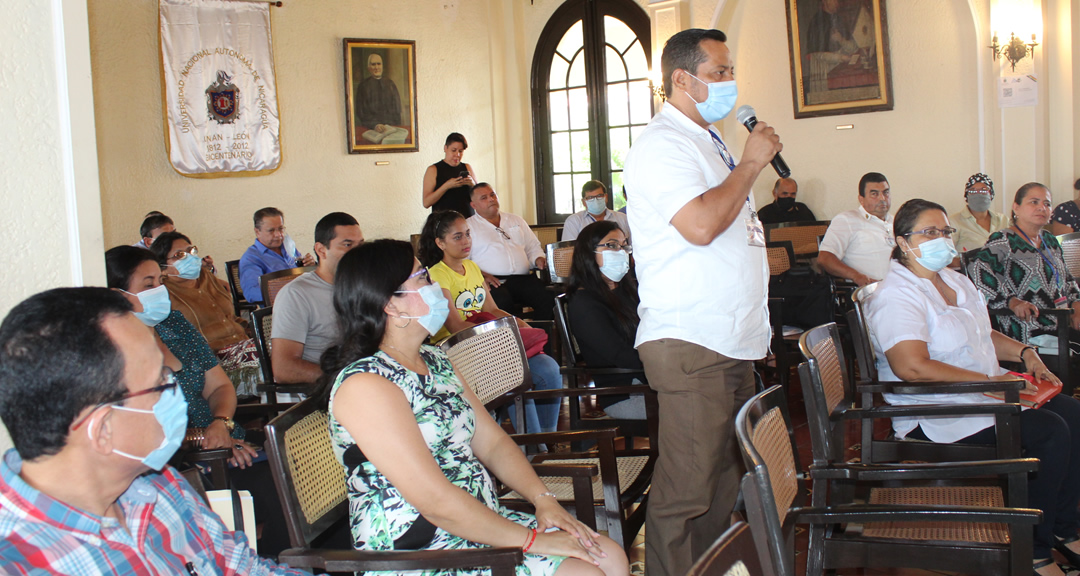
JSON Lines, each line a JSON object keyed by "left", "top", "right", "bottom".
{"left": 989, "top": 31, "right": 1038, "bottom": 72}
{"left": 648, "top": 69, "right": 666, "bottom": 101}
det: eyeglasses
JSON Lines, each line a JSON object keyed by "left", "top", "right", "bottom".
{"left": 584, "top": 193, "right": 606, "bottom": 201}
{"left": 168, "top": 246, "right": 198, "bottom": 261}
{"left": 595, "top": 241, "right": 633, "bottom": 254}
{"left": 71, "top": 367, "right": 178, "bottom": 429}
{"left": 395, "top": 268, "right": 431, "bottom": 294}
{"left": 495, "top": 227, "right": 512, "bottom": 241}
{"left": 904, "top": 227, "right": 956, "bottom": 239}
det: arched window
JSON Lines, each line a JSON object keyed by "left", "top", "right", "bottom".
{"left": 531, "top": 0, "right": 652, "bottom": 224}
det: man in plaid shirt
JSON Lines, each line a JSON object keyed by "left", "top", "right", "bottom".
{"left": 0, "top": 287, "right": 308, "bottom": 575}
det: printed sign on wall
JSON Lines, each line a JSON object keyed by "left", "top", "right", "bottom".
{"left": 160, "top": 0, "right": 282, "bottom": 177}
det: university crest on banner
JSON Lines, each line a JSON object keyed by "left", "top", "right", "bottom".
{"left": 160, "top": 0, "right": 282, "bottom": 178}
{"left": 207, "top": 70, "right": 240, "bottom": 124}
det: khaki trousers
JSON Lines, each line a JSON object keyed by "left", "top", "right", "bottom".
{"left": 639, "top": 339, "right": 756, "bottom": 576}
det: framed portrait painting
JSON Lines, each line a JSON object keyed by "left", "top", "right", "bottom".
{"left": 344, "top": 38, "right": 418, "bottom": 153}
{"left": 784, "top": 0, "right": 894, "bottom": 118}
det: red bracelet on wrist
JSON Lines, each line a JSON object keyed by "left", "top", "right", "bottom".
{"left": 522, "top": 528, "right": 537, "bottom": 553}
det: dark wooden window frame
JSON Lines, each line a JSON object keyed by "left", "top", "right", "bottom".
{"left": 531, "top": 0, "right": 651, "bottom": 225}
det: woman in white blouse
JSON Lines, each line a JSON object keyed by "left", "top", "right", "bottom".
{"left": 865, "top": 198, "right": 1080, "bottom": 576}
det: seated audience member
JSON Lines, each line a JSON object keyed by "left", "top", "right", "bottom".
{"left": 467, "top": 183, "right": 556, "bottom": 321}
{"left": 133, "top": 212, "right": 175, "bottom": 249}
{"left": 566, "top": 220, "right": 646, "bottom": 419}
{"left": 757, "top": 177, "right": 816, "bottom": 225}
{"left": 105, "top": 246, "right": 290, "bottom": 558}
{"left": 419, "top": 211, "right": 563, "bottom": 433}
{"left": 865, "top": 199, "right": 1080, "bottom": 576}
{"left": 1051, "top": 178, "right": 1080, "bottom": 235}
{"left": 239, "top": 207, "right": 316, "bottom": 304}
{"left": 818, "top": 172, "right": 894, "bottom": 286}
{"left": 315, "top": 239, "right": 628, "bottom": 576}
{"left": 561, "top": 181, "right": 630, "bottom": 242}
{"left": 151, "top": 231, "right": 261, "bottom": 396}
{"left": 272, "top": 212, "right": 364, "bottom": 385}
{"left": 0, "top": 287, "right": 304, "bottom": 573}
{"left": 968, "top": 183, "right": 1080, "bottom": 350}
{"left": 422, "top": 132, "right": 477, "bottom": 216}
{"left": 951, "top": 173, "right": 1008, "bottom": 255}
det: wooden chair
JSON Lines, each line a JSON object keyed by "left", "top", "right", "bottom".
{"left": 251, "top": 307, "right": 314, "bottom": 416}
{"left": 961, "top": 248, "right": 1073, "bottom": 393}
{"left": 442, "top": 316, "right": 655, "bottom": 551}
{"left": 1058, "top": 231, "right": 1080, "bottom": 280}
{"left": 737, "top": 384, "right": 1040, "bottom": 576}
{"left": 530, "top": 224, "right": 562, "bottom": 248}
{"left": 764, "top": 220, "right": 830, "bottom": 259}
{"left": 844, "top": 289, "right": 1028, "bottom": 464}
{"left": 545, "top": 241, "right": 575, "bottom": 285}
{"left": 224, "top": 259, "right": 256, "bottom": 317}
{"left": 440, "top": 316, "right": 530, "bottom": 434}
{"left": 552, "top": 293, "right": 657, "bottom": 444}
{"left": 264, "top": 398, "right": 524, "bottom": 575}
{"left": 685, "top": 521, "right": 766, "bottom": 576}
{"left": 259, "top": 266, "right": 314, "bottom": 307}
{"left": 760, "top": 241, "right": 799, "bottom": 390}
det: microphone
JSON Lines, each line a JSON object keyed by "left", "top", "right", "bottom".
{"left": 735, "top": 105, "right": 790, "bottom": 178}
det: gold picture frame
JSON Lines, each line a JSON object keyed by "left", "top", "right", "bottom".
{"left": 785, "top": 0, "right": 894, "bottom": 118}
{"left": 343, "top": 38, "right": 418, "bottom": 153}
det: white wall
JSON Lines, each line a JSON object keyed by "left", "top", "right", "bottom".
{"left": 90, "top": 0, "right": 503, "bottom": 264}
{"left": 0, "top": 0, "right": 106, "bottom": 455}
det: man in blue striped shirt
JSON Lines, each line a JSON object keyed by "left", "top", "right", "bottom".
{"left": 0, "top": 287, "right": 308, "bottom": 575}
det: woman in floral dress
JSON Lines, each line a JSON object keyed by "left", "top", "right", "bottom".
{"left": 315, "top": 239, "right": 628, "bottom": 576}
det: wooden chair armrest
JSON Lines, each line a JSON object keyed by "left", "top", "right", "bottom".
{"left": 794, "top": 504, "right": 1041, "bottom": 525}
{"left": 279, "top": 546, "right": 525, "bottom": 573}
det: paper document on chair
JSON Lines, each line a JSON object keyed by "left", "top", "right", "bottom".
{"left": 983, "top": 371, "right": 1060, "bottom": 409}
{"left": 208, "top": 489, "right": 257, "bottom": 550}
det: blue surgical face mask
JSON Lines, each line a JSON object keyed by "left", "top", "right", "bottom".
{"left": 597, "top": 249, "right": 630, "bottom": 282}
{"left": 107, "top": 385, "right": 189, "bottom": 471}
{"left": 171, "top": 253, "right": 202, "bottom": 280}
{"left": 907, "top": 237, "right": 958, "bottom": 272}
{"left": 282, "top": 234, "right": 300, "bottom": 264}
{"left": 124, "top": 285, "right": 171, "bottom": 327}
{"left": 397, "top": 282, "right": 451, "bottom": 336}
{"left": 585, "top": 197, "right": 607, "bottom": 216}
{"left": 684, "top": 73, "right": 738, "bottom": 123}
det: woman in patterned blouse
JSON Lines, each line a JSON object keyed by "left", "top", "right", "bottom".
{"left": 1050, "top": 178, "right": 1080, "bottom": 235}
{"left": 969, "top": 183, "right": 1080, "bottom": 352}
{"left": 315, "top": 239, "right": 628, "bottom": 576}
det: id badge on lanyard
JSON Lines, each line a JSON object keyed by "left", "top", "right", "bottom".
{"left": 710, "top": 131, "right": 765, "bottom": 247}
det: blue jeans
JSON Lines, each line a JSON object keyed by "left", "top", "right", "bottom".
{"left": 507, "top": 353, "right": 563, "bottom": 433}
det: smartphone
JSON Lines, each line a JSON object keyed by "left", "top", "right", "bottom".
{"left": 459, "top": 171, "right": 470, "bottom": 179}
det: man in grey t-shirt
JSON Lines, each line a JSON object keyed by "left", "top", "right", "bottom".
{"left": 271, "top": 212, "right": 364, "bottom": 384}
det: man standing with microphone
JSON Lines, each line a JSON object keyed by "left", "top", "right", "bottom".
{"left": 624, "top": 28, "right": 783, "bottom": 576}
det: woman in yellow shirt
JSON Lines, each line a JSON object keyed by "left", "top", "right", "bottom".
{"left": 419, "top": 210, "right": 563, "bottom": 433}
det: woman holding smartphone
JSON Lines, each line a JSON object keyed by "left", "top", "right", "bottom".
{"left": 423, "top": 132, "right": 477, "bottom": 216}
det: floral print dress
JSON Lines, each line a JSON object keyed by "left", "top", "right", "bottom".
{"left": 327, "top": 345, "right": 565, "bottom": 576}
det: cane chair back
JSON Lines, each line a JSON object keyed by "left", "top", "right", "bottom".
{"left": 1058, "top": 232, "right": 1080, "bottom": 280}
{"left": 260, "top": 266, "right": 314, "bottom": 307}
{"left": 765, "top": 221, "right": 830, "bottom": 259}
{"left": 546, "top": 241, "right": 575, "bottom": 284}
{"left": 738, "top": 385, "right": 1040, "bottom": 576}
{"left": 797, "top": 323, "right": 851, "bottom": 466}
{"left": 250, "top": 307, "right": 308, "bottom": 415}
{"left": 225, "top": 259, "right": 255, "bottom": 316}
{"left": 265, "top": 399, "right": 524, "bottom": 574}
{"left": 440, "top": 316, "right": 532, "bottom": 407}
{"left": 685, "top": 521, "right": 766, "bottom": 576}
{"left": 530, "top": 225, "right": 561, "bottom": 248}
{"left": 765, "top": 241, "right": 795, "bottom": 276}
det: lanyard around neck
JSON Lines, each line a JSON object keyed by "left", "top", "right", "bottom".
{"left": 708, "top": 131, "right": 757, "bottom": 221}
{"left": 1014, "top": 226, "right": 1063, "bottom": 292}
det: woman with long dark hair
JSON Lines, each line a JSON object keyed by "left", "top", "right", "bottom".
{"left": 566, "top": 220, "right": 645, "bottom": 419}
{"left": 417, "top": 210, "right": 563, "bottom": 434}
{"left": 315, "top": 240, "right": 627, "bottom": 576}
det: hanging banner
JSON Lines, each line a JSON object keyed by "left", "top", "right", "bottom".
{"left": 160, "top": 0, "right": 282, "bottom": 178}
